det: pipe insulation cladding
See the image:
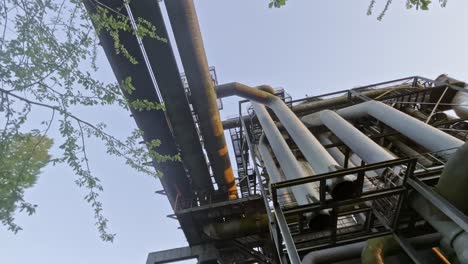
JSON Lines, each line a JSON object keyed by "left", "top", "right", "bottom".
{"left": 253, "top": 105, "right": 331, "bottom": 230}
{"left": 258, "top": 138, "right": 332, "bottom": 231}
{"left": 257, "top": 137, "right": 299, "bottom": 206}
{"left": 216, "top": 82, "right": 357, "bottom": 200}
{"left": 301, "top": 102, "right": 468, "bottom": 262}
{"left": 302, "top": 101, "right": 464, "bottom": 160}
{"left": 314, "top": 110, "right": 402, "bottom": 176}
{"left": 435, "top": 74, "right": 468, "bottom": 119}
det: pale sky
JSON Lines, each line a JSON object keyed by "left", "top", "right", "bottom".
{"left": 1, "top": 1, "right": 468, "bottom": 264}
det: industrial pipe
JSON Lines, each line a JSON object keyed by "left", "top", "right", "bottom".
{"left": 302, "top": 241, "right": 366, "bottom": 264}
{"left": 318, "top": 134, "right": 379, "bottom": 179}
{"left": 217, "top": 83, "right": 357, "bottom": 200}
{"left": 435, "top": 142, "right": 468, "bottom": 215}
{"left": 410, "top": 194, "right": 468, "bottom": 263}
{"left": 349, "top": 141, "right": 468, "bottom": 263}
{"left": 257, "top": 138, "right": 299, "bottom": 206}
{"left": 291, "top": 85, "right": 415, "bottom": 116}
{"left": 258, "top": 139, "right": 331, "bottom": 230}
{"left": 435, "top": 74, "right": 468, "bottom": 119}
{"left": 127, "top": 0, "right": 214, "bottom": 198}
{"left": 302, "top": 101, "right": 464, "bottom": 159}
{"left": 82, "top": 0, "right": 193, "bottom": 207}
{"left": 303, "top": 107, "right": 466, "bottom": 262}
{"left": 387, "top": 136, "right": 433, "bottom": 168}
{"left": 202, "top": 214, "right": 269, "bottom": 240}
{"left": 315, "top": 110, "right": 402, "bottom": 176}
{"left": 406, "top": 143, "right": 468, "bottom": 263}
{"left": 254, "top": 106, "right": 331, "bottom": 230}
{"left": 301, "top": 233, "right": 441, "bottom": 264}
{"left": 221, "top": 85, "right": 420, "bottom": 130}
{"left": 319, "top": 110, "right": 396, "bottom": 164}
{"left": 165, "top": 0, "right": 237, "bottom": 200}
{"left": 452, "top": 89, "right": 468, "bottom": 118}
{"left": 361, "top": 233, "right": 443, "bottom": 264}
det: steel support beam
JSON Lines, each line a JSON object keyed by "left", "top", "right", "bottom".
{"left": 146, "top": 244, "right": 218, "bottom": 264}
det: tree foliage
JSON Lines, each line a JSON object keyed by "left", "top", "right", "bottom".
{"left": 0, "top": 133, "right": 53, "bottom": 233}
{"left": 268, "top": 0, "right": 287, "bottom": 8}
{"left": 269, "top": 0, "right": 448, "bottom": 19}
{"left": 367, "top": 0, "right": 448, "bottom": 20}
{"left": 0, "top": 0, "right": 171, "bottom": 241}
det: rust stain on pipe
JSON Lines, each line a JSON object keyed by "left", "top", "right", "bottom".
{"left": 216, "top": 82, "right": 274, "bottom": 104}
{"left": 165, "top": 0, "right": 237, "bottom": 200}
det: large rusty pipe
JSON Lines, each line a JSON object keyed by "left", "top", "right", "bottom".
{"left": 165, "top": 0, "right": 237, "bottom": 200}
{"left": 127, "top": 0, "right": 214, "bottom": 198}
{"left": 217, "top": 83, "right": 357, "bottom": 200}
{"left": 82, "top": 0, "right": 193, "bottom": 207}
{"left": 202, "top": 214, "right": 269, "bottom": 240}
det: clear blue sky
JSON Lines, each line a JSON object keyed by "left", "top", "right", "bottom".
{"left": 1, "top": 1, "right": 468, "bottom": 264}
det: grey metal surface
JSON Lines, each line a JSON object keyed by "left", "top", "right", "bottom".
{"left": 317, "top": 134, "right": 377, "bottom": 177}
{"left": 275, "top": 205, "right": 302, "bottom": 264}
{"left": 240, "top": 116, "right": 282, "bottom": 261}
{"left": 146, "top": 244, "right": 218, "bottom": 264}
{"left": 216, "top": 83, "right": 356, "bottom": 199}
{"left": 258, "top": 138, "right": 295, "bottom": 205}
{"left": 320, "top": 110, "right": 396, "bottom": 164}
{"left": 301, "top": 241, "right": 365, "bottom": 264}
{"left": 410, "top": 193, "right": 468, "bottom": 263}
{"left": 388, "top": 136, "right": 433, "bottom": 167}
{"left": 435, "top": 142, "right": 468, "bottom": 215}
{"left": 391, "top": 234, "right": 425, "bottom": 264}
{"left": 317, "top": 110, "right": 401, "bottom": 177}
{"left": 268, "top": 99, "right": 356, "bottom": 199}
{"left": 252, "top": 102, "right": 317, "bottom": 206}
{"left": 408, "top": 178, "right": 468, "bottom": 233}
{"left": 302, "top": 101, "right": 464, "bottom": 159}
{"left": 301, "top": 233, "right": 441, "bottom": 264}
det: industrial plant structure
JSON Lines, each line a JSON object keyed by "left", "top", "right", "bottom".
{"left": 85, "top": 0, "right": 468, "bottom": 263}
